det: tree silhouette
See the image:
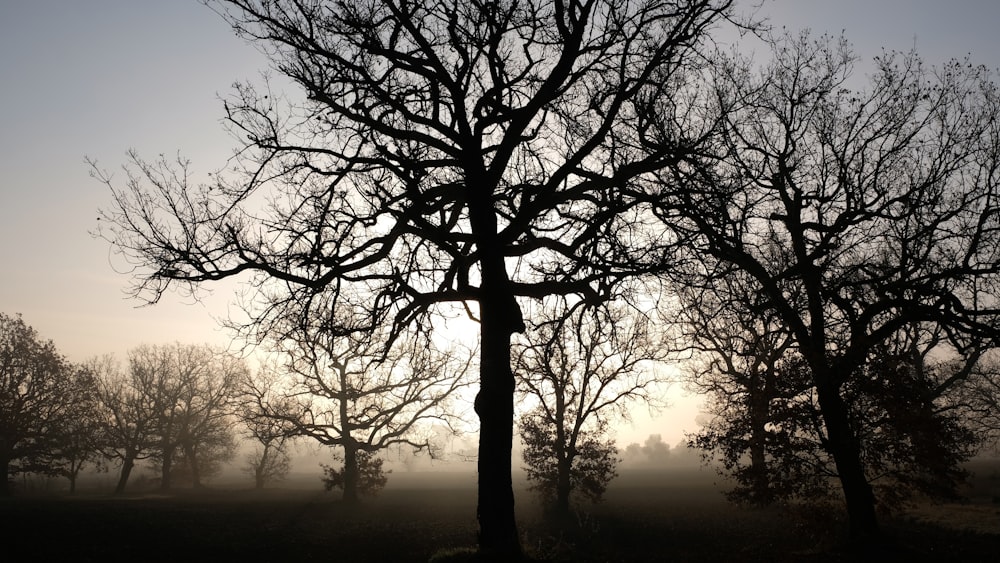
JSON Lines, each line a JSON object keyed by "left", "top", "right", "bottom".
{"left": 514, "top": 299, "right": 664, "bottom": 514}
{"left": 248, "top": 297, "right": 471, "bottom": 503}
{"left": 236, "top": 365, "right": 296, "bottom": 489}
{"left": 674, "top": 271, "right": 812, "bottom": 505}
{"left": 952, "top": 353, "right": 1000, "bottom": 451}
{"left": 44, "top": 368, "right": 103, "bottom": 494}
{"left": 321, "top": 450, "right": 390, "bottom": 498}
{"left": 93, "top": 0, "right": 734, "bottom": 552}
{"left": 107, "top": 343, "right": 243, "bottom": 491}
{"left": 520, "top": 409, "right": 618, "bottom": 512}
{"left": 654, "top": 33, "right": 1000, "bottom": 540}
{"left": 169, "top": 346, "right": 245, "bottom": 488}
{"left": 90, "top": 354, "right": 161, "bottom": 494}
{"left": 0, "top": 313, "right": 82, "bottom": 496}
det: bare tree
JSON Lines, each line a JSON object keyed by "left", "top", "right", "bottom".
{"left": 171, "top": 347, "right": 245, "bottom": 488}
{"left": 255, "top": 301, "right": 472, "bottom": 503}
{"left": 45, "top": 367, "right": 104, "bottom": 494}
{"left": 115, "top": 343, "right": 242, "bottom": 490}
{"left": 514, "top": 298, "right": 666, "bottom": 515}
{"left": 92, "top": 1, "right": 734, "bottom": 552}
{"left": 673, "top": 270, "right": 808, "bottom": 505}
{"left": 653, "top": 33, "right": 1000, "bottom": 540}
{"left": 953, "top": 353, "right": 1000, "bottom": 450}
{"left": 236, "top": 365, "right": 297, "bottom": 489}
{"left": 90, "top": 354, "right": 161, "bottom": 494}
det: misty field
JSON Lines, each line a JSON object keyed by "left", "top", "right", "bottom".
{"left": 3, "top": 465, "right": 998, "bottom": 562}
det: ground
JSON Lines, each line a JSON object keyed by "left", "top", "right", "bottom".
{"left": 2, "top": 465, "right": 998, "bottom": 562}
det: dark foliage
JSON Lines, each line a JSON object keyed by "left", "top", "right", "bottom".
{"left": 694, "top": 346, "right": 979, "bottom": 512}
{"left": 654, "top": 30, "right": 1000, "bottom": 538}
{"left": 321, "top": 451, "right": 390, "bottom": 497}
{"left": 520, "top": 409, "right": 619, "bottom": 507}
{"left": 0, "top": 313, "right": 88, "bottom": 496}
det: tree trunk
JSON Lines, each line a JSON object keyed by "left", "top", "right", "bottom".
{"left": 467, "top": 166, "right": 524, "bottom": 557}
{"left": 555, "top": 456, "right": 572, "bottom": 516}
{"left": 815, "top": 379, "right": 880, "bottom": 541}
{"left": 183, "top": 440, "right": 202, "bottom": 488}
{"left": 748, "top": 422, "right": 769, "bottom": 503}
{"left": 255, "top": 446, "right": 270, "bottom": 490}
{"left": 343, "top": 444, "right": 359, "bottom": 504}
{"left": 115, "top": 455, "right": 135, "bottom": 495}
{"left": 160, "top": 442, "right": 175, "bottom": 491}
{"left": 0, "top": 453, "right": 11, "bottom": 497}
{"left": 475, "top": 289, "right": 522, "bottom": 557}
{"left": 749, "top": 384, "right": 770, "bottom": 504}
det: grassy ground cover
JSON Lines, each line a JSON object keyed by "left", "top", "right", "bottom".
{"left": 2, "top": 466, "right": 997, "bottom": 562}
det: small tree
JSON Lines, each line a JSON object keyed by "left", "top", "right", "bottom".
{"left": 947, "top": 350, "right": 1000, "bottom": 453}
{"left": 170, "top": 346, "right": 245, "bottom": 488}
{"left": 237, "top": 365, "right": 296, "bottom": 489}
{"left": 520, "top": 408, "right": 618, "bottom": 510}
{"left": 111, "top": 343, "right": 242, "bottom": 491}
{"left": 243, "top": 442, "right": 291, "bottom": 489}
{"left": 683, "top": 276, "right": 981, "bottom": 509}
{"left": 46, "top": 367, "right": 104, "bottom": 494}
{"left": 321, "top": 451, "right": 390, "bottom": 497}
{"left": 673, "top": 270, "right": 813, "bottom": 505}
{"left": 252, "top": 298, "right": 472, "bottom": 503}
{"left": 514, "top": 299, "right": 665, "bottom": 514}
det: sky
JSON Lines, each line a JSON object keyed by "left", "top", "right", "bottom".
{"left": 2, "top": 0, "right": 999, "bottom": 449}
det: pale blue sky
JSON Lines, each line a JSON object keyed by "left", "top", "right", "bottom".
{"left": 1, "top": 0, "right": 998, "bottom": 445}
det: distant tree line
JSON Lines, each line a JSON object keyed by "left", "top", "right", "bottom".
{"left": 0, "top": 312, "right": 471, "bottom": 499}
{"left": 0, "top": 320, "right": 264, "bottom": 496}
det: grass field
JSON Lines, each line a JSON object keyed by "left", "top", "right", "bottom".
{"left": 3, "top": 465, "right": 998, "bottom": 562}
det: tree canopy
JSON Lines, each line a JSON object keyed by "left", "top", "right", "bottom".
{"left": 94, "top": 0, "right": 735, "bottom": 553}
{"left": 654, "top": 32, "right": 1000, "bottom": 539}
{"left": 0, "top": 313, "right": 87, "bottom": 496}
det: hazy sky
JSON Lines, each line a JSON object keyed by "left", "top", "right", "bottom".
{"left": 2, "top": 0, "right": 999, "bottom": 447}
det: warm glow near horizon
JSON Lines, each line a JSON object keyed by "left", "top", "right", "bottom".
{"left": 3, "top": 0, "right": 1000, "bottom": 458}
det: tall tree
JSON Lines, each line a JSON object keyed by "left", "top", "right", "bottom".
{"left": 654, "top": 33, "right": 1000, "bottom": 540}
{"left": 0, "top": 313, "right": 81, "bottom": 496}
{"left": 514, "top": 298, "right": 666, "bottom": 515}
{"left": 93, "top": 0, "right": 733, "bottom": 552}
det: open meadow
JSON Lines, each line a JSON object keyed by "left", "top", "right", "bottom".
{"left": 2, "top": 463, "right": 999, "bottom": 562}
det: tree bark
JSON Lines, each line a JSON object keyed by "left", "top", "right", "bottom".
{"left": 475, "top": 290, "right": 522, "bottom": 557}
{"left": 555, "top": 456, "right": 572, "bottom": 516}
{"left": 255, "top": 446, "right": 270, "bottom": 489}
{"left": 160, "top": 442, "right": 175, "bottom": 491}
{"left": 343, "top": 444, "right": 359, "bottom": 504}
{"left": 749, "top": 380, "right": 770, "bottom": 504}
{"left": 115, "top": 455, "right": 135, "bottom": 495}
{"left": 467, "top": 165, "right": 524, "bottom": 557}
{"left": 183, "top": 440, "right": 203, "bottom": 488}
{"left": 815, "top": 378, "right": 880, "bottom": 541}
{"left": 0, "top": 453, "right": 11, "bottom": 497}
